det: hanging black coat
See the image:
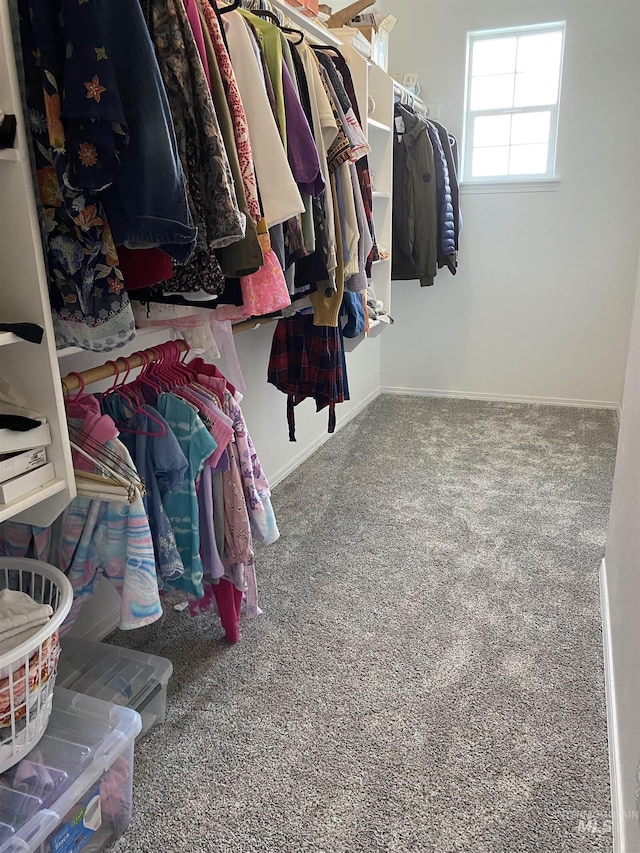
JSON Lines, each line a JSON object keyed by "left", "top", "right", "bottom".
{"left": 391, "top": 104, "right": 438, "bottom": 288}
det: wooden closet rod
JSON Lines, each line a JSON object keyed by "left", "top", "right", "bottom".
{"left": 61, "top": 339, "right": 189, "bottom": 394}
{"left": 61, "top": 316, "right": 279, "bottom": 393}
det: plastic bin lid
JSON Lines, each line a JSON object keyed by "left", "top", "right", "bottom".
{"left": 0, "top": 688, "right": 141, "bottom": 853}
{"left": 58, "top": 638, "right": 173, "bottom": 712}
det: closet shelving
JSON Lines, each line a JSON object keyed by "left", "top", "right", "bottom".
{"left": 0, "top": 0, "right": 75, "bottom": 526}
{"left": 266, "top": 0, "right": 342, "bottom": 46}
{"left": 333, "top": 39, "right": 394, "bottom": 335}
{"left": 367, "top": 118, "right": 392, "bottom": 134}
{"left": 0, "top": 0, "right": 397, "bottom": 533}
{"left": 0, "top": 332, "right": 23, "bottom": 347}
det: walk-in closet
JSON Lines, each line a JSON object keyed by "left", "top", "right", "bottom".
{"left": 0, "top": 0, "right": 639, "bottom": 850}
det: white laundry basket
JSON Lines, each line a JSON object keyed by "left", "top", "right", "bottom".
{"left": 0, "top": 557, "right": 73, "bottom": 773}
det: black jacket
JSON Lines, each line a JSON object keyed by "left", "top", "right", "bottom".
{"left": 392, "top": 104, "right": 438, "bottom": 287}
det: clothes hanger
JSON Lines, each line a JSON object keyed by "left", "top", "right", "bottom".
{"left": 69, "top": 435, "right": 144, "bottom": 502}
{"left": 62, "top": 371, "right": 86, "bottom": 402}
{"left": 147, "top": 344, "right": 181, "bottom": 390}
{"left": 282, "top": 27, "right": 304, "bottom": 44}
{"left": 63, "top": 369, "right": 140, "bottom": 481}
{"left": 311, "top": 45, "right": 345, "bottom": 60}
{"left": 67, "top": 422, "right": 145, "bottom": 491}
{"left": 251, "top": 8, "right": 305, "bottom": 43}
{"left": 161, "top": 340, "right": 195, "bottom": 387}
{"left": 132, "top": 349, "right": 164, "bottom": 399}
{"left": 103, "top": 355, "right": 168, "bottom": 439}
{"left": 251, "top": 8, "right": 279, "bottom": 23}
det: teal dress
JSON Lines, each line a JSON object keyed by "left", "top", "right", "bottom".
{"left": 155, "top": 394, "right": 217, "bottom": 598}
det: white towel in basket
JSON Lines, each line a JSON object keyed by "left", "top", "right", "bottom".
{"left": 0, "top": 588, "right": 53, "bottom": 655}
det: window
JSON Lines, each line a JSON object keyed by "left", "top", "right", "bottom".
{"left": 462, "top": 22, "right": 565, "bottom": 183}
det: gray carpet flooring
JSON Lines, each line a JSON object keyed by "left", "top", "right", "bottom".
{"left": 108, "top": 395, "right": 616, "bottom": 853}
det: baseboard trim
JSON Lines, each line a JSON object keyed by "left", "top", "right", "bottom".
{"left": 601, "top": 558, "right": 623, "bottom": 853}
{"left": 269, "top": 388, "right": 381, "bottom": 488}
{"left": 380, "top": 386, "right": 619, "bottom": 411}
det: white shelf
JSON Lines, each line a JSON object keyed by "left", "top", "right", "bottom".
{"left": 0, "top": 148, "right": 19, "bottom": 161}
{"left": 0, "top": 331, "right": 22, "bottom": 347}
{"left": 0, "top": 477, "right": 66, "bottom": 525}
{"left": 372, "top": 256, "right": 390, "bottom": 265}
{"left": 268, "top": 0, "right": 342, "bottom": 46}
{"left": 372, "top": 191, "right": 391, "bottom": 199}
{"left": 367, "top": 319, "right": 391, "bottom": 338}
{"left": 367, "top": 118, "right": 391, "bottom": 133}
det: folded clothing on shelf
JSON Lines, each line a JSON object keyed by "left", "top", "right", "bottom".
{"left": 0, "top": 322, "right": 44, "bottom": 344}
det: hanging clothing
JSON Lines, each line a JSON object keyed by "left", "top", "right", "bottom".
{"left": 392, "top": 103, "right": 438, "bottom": 287}
{"left": 196, "top": 0, "right": 263, "bottom": 278}
{"left": 97, "top": 0, "right": 197, "bottom": 264}
{"left": 332, "top": 52, "right": 378, "bottom": 271}
{"left": 56, "top": 471, "right": 162, "bottom": 632}
{"left": 119, "top": 247, "right": 173, "bottom": 292}
{"left": 199, "top": 0, "right": 261, "bottom": 224}
{"left": 268, "top": 312, "right": 348, "bottom": 440}
{"left": 101, "top": 396, "right": 188, "bottom": 587}
{"left": 144, "top": 0, "right": 245, "bottom": 297}
{"left": 223, "top": 10, "right": 304, "bottom": 228}
{"left": 425, "top": 120, "right": 456, "bottom": 275}
{"left": 154, "top": 393, "right": 217, "bottom": 599}
{"left": 0, "top": 430, "right": 164, "bottom": 634}
{"left": 17, "top": 0, "right": 136, "bottom": 352}
{"left": 430, "top": 118, "right": 461, "bottom": 264}
{"left": 238, "top": 9, "right": 286, "bottom": 141}
{"left": 295, "top": 42, "right": 339, "bottom": 285}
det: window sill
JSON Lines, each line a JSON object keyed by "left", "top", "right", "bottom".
{"left": 460, "top": 178, "right": 561, "bottom": 195}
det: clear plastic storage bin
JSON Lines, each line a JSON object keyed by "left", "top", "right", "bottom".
{"left": 57, "top": 639, "right": 172, "bottom": 739}
{"left": 0, "top": 688, "right": 141, "bottom": 853}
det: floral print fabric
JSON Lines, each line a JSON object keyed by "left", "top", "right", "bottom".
{"left": 18, "top": 0, "right": 136, "bottom": 352}
{"left": 144, "top": 0, "right": 246, "bottom": 295}
{"left": 200, "top": 0, "right": 261, "bottom": 224}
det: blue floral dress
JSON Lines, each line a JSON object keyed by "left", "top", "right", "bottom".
{"left": 18, "top": 0, "right": 136, "bottom": 351}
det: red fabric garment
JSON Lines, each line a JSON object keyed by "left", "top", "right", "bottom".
{"left": 118, "top": 246, "right": 173, "bottom": 291}
{"left": 189, "top": 357, "right": 237, "bottom": 398}
{"left": 212, "top": 578, "right": 243, "bottom": 643}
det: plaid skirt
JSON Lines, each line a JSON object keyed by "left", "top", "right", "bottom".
{"left": 268, "top": 314, "right": 350, "bottom": 441}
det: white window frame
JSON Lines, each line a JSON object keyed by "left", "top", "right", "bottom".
{"left": 461, "top": 21, "right": 566, "bottom": 187}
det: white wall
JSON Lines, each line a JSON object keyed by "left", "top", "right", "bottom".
{"left": 603, "top": 252, "right": 640, "bottom": 852}
{"left": 379, "top": 0, "right": 640, "bottom": 407}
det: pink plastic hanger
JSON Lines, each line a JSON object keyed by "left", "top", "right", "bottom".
{"left": 104, "top": 354, "right": 167, "bottom": 438}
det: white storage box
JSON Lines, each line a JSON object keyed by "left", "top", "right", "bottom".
{"left": 58, "top": 639, "right": 172, "bottom": 739}
{"left": 0, "top": 464, "right": 55, "bottom": 505}
{"left": 0, "top": 449, "right": 47, "bottom": 486}
{"left": 0, "top": 688, "right": 141, "bottom": 853}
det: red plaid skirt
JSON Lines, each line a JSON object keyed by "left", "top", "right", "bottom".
{"left": 268, "top": 314, "right": 348, "bottom": 441}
